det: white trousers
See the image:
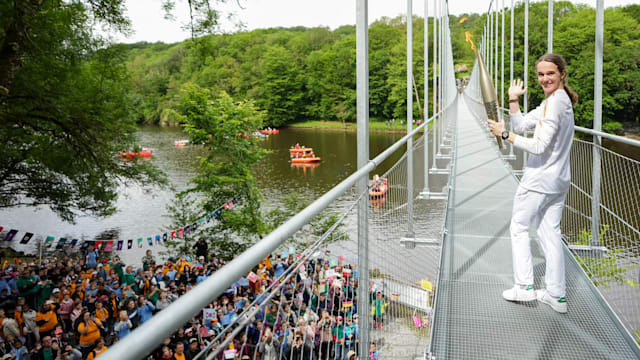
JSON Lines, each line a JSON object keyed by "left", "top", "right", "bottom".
{"left": 510, "top": 186, "right": 567, "bottom": 298}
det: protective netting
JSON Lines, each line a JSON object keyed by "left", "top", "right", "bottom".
{"left": 190, "top": 120, "right": 452, "bottom": 360}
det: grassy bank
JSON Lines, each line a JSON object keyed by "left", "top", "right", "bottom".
{"left": 286, "top": 120, "right": 429, "bottom": 133}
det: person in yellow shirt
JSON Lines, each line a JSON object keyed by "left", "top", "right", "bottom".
{"left": 94, "top": 301, "right": 108, "bottom": 325}
{"left": 36, "top": 301, "right": 58, "bottom": 337}
{"left": 78, "top": 310, "right": 103, "bottom": 358}
{"left": 87, "top": 337, "right": 107, "bottom": 359}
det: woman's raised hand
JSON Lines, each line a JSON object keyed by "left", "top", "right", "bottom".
{"left": 508, "top": 79, "right": 527, "bottom": 99}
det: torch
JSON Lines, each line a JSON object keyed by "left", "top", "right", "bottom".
{"left": 476, "top": 52, "right": 503, "bottom": 149}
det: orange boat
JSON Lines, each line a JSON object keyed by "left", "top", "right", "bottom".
{"left": 289, "top": 147, "right": 313, "bottom": 154}
{"left": 174, "top": 139, "right": 189, "bottom": 147}
{"left": 118, "top": 149, "right": 152, "bottom": 161}
{"left": 369, "top": 177, "right": 389, "bottom": 198}
{"left": 260, "top": 129, "right": 279, "bottom": 134}
{"left": 291, "top": 157, "right": 321, "bottom": 163}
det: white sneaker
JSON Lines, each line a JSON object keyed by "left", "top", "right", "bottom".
{"left": 502, "top": 284, "right": 536, "bottom": 302}
{"left": 536, "top": 290, "right": 567, "bottom": 313}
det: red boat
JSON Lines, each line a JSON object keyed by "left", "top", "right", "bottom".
{"left": 118, "top": 149, "right": 152, "bottom": 161}
{"left": 291, "top": 157, "right": 321, "bottom": 163}
{"left": 260, "top": 129, "right": 279, "bottom": 134}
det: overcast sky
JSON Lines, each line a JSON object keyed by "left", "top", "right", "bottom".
{"left": 110, "top": 0, "right": 637, "bottom": 44}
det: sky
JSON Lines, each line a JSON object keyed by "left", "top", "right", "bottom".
{"left": 111, "top": 0, "right": 637, "bottom": 44}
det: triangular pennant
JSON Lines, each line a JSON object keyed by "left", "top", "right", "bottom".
{"left": 104, "top": 241, "right": 114, "bottom": 251}
{"left": 147, "top": 237, "right": 153, "bottom": 246}
{"left": 80, "top": 241, "right": 92, "bottom": 251}
{"left": 44, "top": 235, "right": 55, "bottom": 247}
{"left": 116, "top": 240, "right": 123, "bottom": 251}
{"left": 55, "top": 238, "right": 67, "bottom": 249}
{"left": 137, "top": 238, "right": 143, "bottom": 248}
{"left": 0, "top": 227, "right": 3, "bottom": 233}
{"left": 191, "top": 222, "right": 197, "bottom": 232}
{"left": 227, "top": 200, "right": 234, "bottom": 209}
{"left": 3, "top": 229, "right": 18, "bottom": 242}
{"left": 155, "top": 235, "right": 161, "bottom": 244}
{"left": 224, "top": 203, "right": 228, "bottom": 209}
{"left": 211, "top": 211, "right": 216, "bottom": 218}
{"left": 69, "top": 239, "right": 78, "bottom": 248}
{"left": 178, "top": 228, "right": 184, "bottom": 238}
{"left": 171, "top": 230, "right": 176, "bottom": 239}
{"left": 199, "top": 218, "right": 204, "bottom": 224}
{"left": 162, "top": 233, "right": 168, "bottom": 242}
{"left": 206, "top": 215, "right": 211, "bottom": 222}
{"left": 20, "top": 232, "right": 34, "bottom": 244}
{"left": 216, "top": 209, "right": 222, "bottom": 216}
{"left": 94, "top": 241, "right": 102, "bottom": 250}
{"left": 127, "top": 239, "right": 133, "bottom": 249}
{"left": 185, "top": 225, "right": 190, "bottom": 235}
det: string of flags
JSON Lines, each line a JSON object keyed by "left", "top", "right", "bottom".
{"left": 0, "top": 198, "right": 237, "bottom": 253}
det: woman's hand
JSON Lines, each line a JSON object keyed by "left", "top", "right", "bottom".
{"left": 508, "top": 79, "right": 527, "bottom": 100}
{"left": 487, "top": 119, "right": 506, "bottom": 137}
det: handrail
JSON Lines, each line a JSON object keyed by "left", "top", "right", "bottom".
{"left": 100, "top": 109, "right": 446, "bottom": 360}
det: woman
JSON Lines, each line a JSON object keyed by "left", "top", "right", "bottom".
{"left": 77, "top": 310, "right": 103, "bottom": 358}
{"left": 155, "top": 290, "right": 172, "bottom": 311}
{"left": 488, "top": 53, "right": 578, "bottom": 314}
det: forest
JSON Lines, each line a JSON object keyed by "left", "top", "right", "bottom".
{"left": 125, "top": 2, "right": 640, "bottom": 133}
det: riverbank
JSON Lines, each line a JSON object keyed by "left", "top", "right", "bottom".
{"left": 286, "top": 120, "right": 428, "bottom": 133}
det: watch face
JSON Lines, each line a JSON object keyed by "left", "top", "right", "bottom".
{"left": 502, "top": 130, "right": 509, "bottom": 140}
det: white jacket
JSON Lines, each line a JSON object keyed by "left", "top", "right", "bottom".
{"left": 511, "top": 89, "right": 574, "bottom": 194}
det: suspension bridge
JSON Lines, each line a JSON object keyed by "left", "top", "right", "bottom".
{"left": 101, "top": 0, "right": 640, "bottom": 359}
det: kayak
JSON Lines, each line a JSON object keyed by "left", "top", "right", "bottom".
{"left": 174, "top": 139, "right": 189, "bottom": 147}
{"left": 261, "top": 129, "right": 279, "bottom": 134}
{"left": 118, "top": 150, "right": 152, "bottom": 160}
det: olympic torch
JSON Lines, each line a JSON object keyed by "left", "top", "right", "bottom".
{"left": 476, "top": 52, "right": 503, "bottom": 149}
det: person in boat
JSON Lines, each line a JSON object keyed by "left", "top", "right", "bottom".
{"left": 295, "top": 143, "right": 300, "bottom": 149}
{"left": 371, "top": 175, "right": 381, "bottom": 192}
{"left": 309, "top": 152, "right": 315, "bottom": 159}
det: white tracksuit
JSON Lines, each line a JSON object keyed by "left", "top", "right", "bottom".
{"left": 510, "top": 89, "right": 574, "bottom": 298}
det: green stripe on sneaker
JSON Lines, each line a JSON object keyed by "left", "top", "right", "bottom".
{"left": 525, "top": 285, "right": 533, "bottom": 291}
{"left": 558, "top": 297, "right": 567, "bottom": 303}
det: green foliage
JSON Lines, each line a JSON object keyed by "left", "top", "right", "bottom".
{"left": 163, "top": 192, "right": 202, "bottom": 258}
{"left": 265, "top": 194, "right": 349, "bottom": 249}
{"left": 0, "top": 1, "right": 167, "bottom": 222}
{"left": 574, "top": 225, "right": 637, "bottom": 288}
{"left": 173, "top": 83, "right": 268, "bottom": 260}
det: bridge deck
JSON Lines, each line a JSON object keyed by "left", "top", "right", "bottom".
{"left": 429, "top": 95, "right": 640, "bottom": 359}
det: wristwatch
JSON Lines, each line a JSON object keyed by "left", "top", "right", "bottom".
{"left": 501, "top": 130, "right": 509, "bottom": 140}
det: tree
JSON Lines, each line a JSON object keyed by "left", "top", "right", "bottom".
{"left": 174, "top": 83, "right": 268, "bottom": 259}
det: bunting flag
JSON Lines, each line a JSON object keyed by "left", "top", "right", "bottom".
{"left": 3, "top": 229, "right": 17, "bottom": 242}
{"left": 324, "top": 250, "right": 331, "bottom": 257}
{"left": 104, "top": 241, "right": 114, "bottom": 252}
{"left": 55, "top": 238, "right": 67, "bottom": 249}
{"left": 0, "top": 198, "right": 237, "bottom": 255}
{"left": 329, "top": 259, "right": 337, "bottom": 268}
{"left": 20, "top": 232, "right": 34, "bottom": 244}
{"left": 44, "top": 236, "right": 55, "bottom": 247}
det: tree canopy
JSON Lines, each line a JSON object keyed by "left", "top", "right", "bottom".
{"left": 126, "top": 2, "right": 640, "bottom": 132}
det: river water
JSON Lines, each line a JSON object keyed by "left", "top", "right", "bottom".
{"left": 0, "top": 126, "right": 410, "bottom": 264}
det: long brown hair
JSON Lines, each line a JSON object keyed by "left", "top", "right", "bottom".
{"left": 536, "top": 53, "right": 579, "bottom": 104}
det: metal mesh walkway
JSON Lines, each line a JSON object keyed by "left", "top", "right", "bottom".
{"left": 429, "top": 95, "right": 640, "bottom": 359}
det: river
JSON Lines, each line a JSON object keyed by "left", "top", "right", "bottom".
{"left": 0, "top": 126, "right": 412, "bottom": 264}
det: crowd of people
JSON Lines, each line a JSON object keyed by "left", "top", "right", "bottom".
{"left": 0, "top": 238, "right": 386, "bottom": 360}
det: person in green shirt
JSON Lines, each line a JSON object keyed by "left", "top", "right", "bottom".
{"left": 120, "top": 266, "right": 136, "bottom": 287}
{"left": 111, "top": 256, "right": 124, "bottom": 282}
{"left": 17, "top": 269, "right": 40, "bottom": 308}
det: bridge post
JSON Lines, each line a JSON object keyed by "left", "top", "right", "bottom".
{"left": 407, "top": 0, "right": 415, "bottom": 237}
{"left": 548, "top": 0, "right": 553, "bottom": 52}
{"left": 523, "top": 0, "right": 529, "bottom": 166}
{"left": 355, "top": 1, "right": 371, "bottom": 359}
{"left": 420, "top": 0, "right": 432, "bottom": 199}
{"left": 591, "top": 0, "right": 603, "bottom": 247}
{"left": 431, "top": 0, "right": 438, "bottom": 173}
